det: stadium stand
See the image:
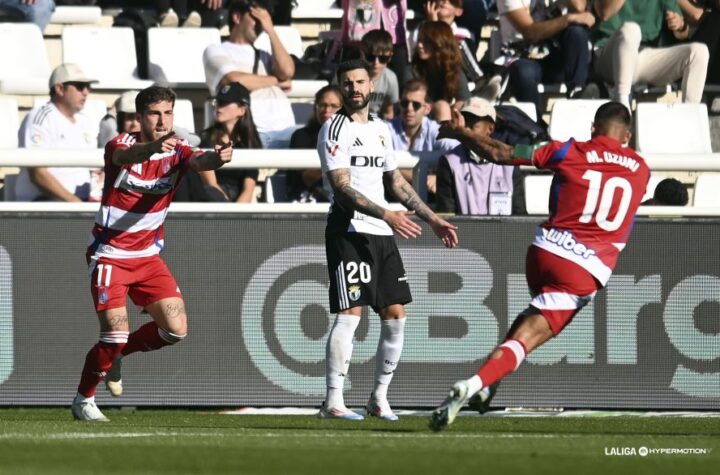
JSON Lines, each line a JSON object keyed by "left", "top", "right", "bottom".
{"left": 48, "top": 5, "right": 102, "bottom": 25}
{"left": 523, "top": 174, "right": 552, "bottom": 215}
{"left": 173, "top": 98, "right": 196, "bottom": 133}
{"left": 0, "top": 98, "right": 18, "bottom": 149}
{"left": 254, "top": 26, "right": 304, "bottom": 58}
{"left": 635, "top": 102, "right": 712, "bottom": 154}
{"left": 148, "top": 27, "right": 221, "bottom": 87}
{"left": 693, "top": 173, "right": 720, "bottom": 207}
{"left": 0, "top": 23, "right": 50, "bottom": 95}
{"left": 548, "top": 99, "right": 609, "bottom": 142}
{"left": 61, "top": 26, "right": 153, "bottom": 90}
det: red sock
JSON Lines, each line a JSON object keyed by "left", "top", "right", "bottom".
{"left": 77, "top": 341, "right": 125, "bottom": 397}
{"left": 121, "top": 322, "right": 182, "bottom": 356}
{"left": 476, "top": 339, "right": 527, "bottom": 388}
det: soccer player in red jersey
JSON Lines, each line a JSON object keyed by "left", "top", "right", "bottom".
{"left": 430, "top": 102, "right": 650, "bottom": 430}
{"left": 71, "top": 86, "right": 233, "bottom": 421}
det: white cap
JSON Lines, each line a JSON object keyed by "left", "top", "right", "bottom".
{"left": 460, "top": 97, "right": 496, "bottom": 123}
{"left": 48, "top": 63, "right": 98, "bottom": 89}
{"left": 115, "top": 90, "right": 139, "bottom": 113}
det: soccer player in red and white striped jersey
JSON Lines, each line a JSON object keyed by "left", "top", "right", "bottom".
{"left": 71, "top": 86, "right": 233, "bottom": 422}
{"left": 430, "top": 102, "right": 650, "bottom": 430}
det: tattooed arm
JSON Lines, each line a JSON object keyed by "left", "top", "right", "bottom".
{"left": 382, "top": 169, "right": 459, "bottom": 248}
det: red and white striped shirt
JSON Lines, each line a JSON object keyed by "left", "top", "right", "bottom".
{"left": 88, "top": 132, "right": 195, "bottom": 258}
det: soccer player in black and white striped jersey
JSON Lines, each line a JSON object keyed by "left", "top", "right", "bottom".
{"left": 316, "top": 59, "right": 459, "bottom": 421}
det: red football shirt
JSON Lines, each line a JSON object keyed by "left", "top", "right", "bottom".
{"left": 528, "top": 136, "right": 650, "bottom": 285}
{"left": 88, "top": 132, "right": 196, "bottom": 258}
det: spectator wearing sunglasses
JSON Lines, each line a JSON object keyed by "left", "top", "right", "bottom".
{"left": 361, "top": 29, "right": 400, "bottom": 119}
{"left": 15, "top": 64, "right": 99, "bottom": 202}
{"left": 386, "top": 79, "right": 459, "bottom": 195}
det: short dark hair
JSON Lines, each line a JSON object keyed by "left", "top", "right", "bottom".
{"left": 361, "top": 29, "right": 393, "bottom": 52}
{"left": 403, "top": 79, "right": 429, "bottom": 101}
{"left": 227, "top": 0, "right": 272, "bottom": 27}
{"left": 136, "top": 86, "right": 176, "bottom": 115}
{"left": 653, "top": 178, "right": 688, "bottom": 206}
{"left": 315, "top": 84, "right": 342, "bottom": 104}
{"left": 336, "top": 59, "right": 372, "bottom": 83}
{"left": 594, "top": 101, "right": 632, "bottom": 129}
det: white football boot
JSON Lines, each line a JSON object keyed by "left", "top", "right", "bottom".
{"left": 366, "top": 396, "right": 399, "bottom": 421}
{"left": 317, "top": 402, "right": 365, "bottom": 421}
{"left": 71, "top": 400, "right": 109, "bottom": 422}
{"left": 429, "top": 380, "right": 471, "bottom": 431}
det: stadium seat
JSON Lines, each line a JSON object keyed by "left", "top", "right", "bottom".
{"left": 286, "top": 80, "right": 329, "bottom": 99}
{"left": 635, "top": 102, "right": 712, "bottom": 154}
{"left": 549, "top": 99, "right": 608, "bottom": 142}
{"left": 291, "top": 102, "right": 314, "bottom": 126}
{"left": 49, "top": 6, "right": 102, "bottom": 24}
{"left": 62, "top": 26, "right": 153, "bottom": 90}
{"left": 173, "top": 99, "right": 195, "bottom": 132}
{"left": 148, "top": 27, "right": 221, "bottom": 87}
{"left": 0, "top": 23, "right": 50, "bottom": 94}
{"left": 254, "top": 26, "right": 304, "bottom": 58}
{"left": 693, "top": 173, "right": 720, "bottom": 207}
{"left": 203, "top": 99, "right": 215, "bottom": 129}
{"left": 524, "top": 174, "right": 552, "bottom": 215}
{"left": 0, "top": 98, "right": 18, "bottom": 148}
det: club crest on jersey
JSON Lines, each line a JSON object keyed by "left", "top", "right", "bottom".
{"left": 98, "top": 286, "right": 108, "bottom": 305}
{"left": 379, "top": 135, "right": 385, "bottom": 147}
{"left": 161, "top": 156, "right": 172, "bottom": 174}
{"left": 327, "top": 144, "right": 339, "bottom": 156}
{"left": 348, "top": 285, "right": 361, "bottom": 301}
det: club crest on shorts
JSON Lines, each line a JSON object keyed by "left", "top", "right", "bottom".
{"left": 98, "top": 286, "right": 108, "bottom": 305}
{"left": 348, "top": 284, "right": 361, "bottom": 301}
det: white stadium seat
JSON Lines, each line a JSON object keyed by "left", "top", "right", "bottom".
{"left": 254, "top": 26, "right": 304, "bottom": 58}
{"left": 693, "top": 173, "right": 720, "bottom": 207}
{"left": 49, "top": 6, "right": 102, "bottom": 24}
{"left": 0, "top": 98, "right": 19, "bottom": 148}
{"left": 291, "top": 102, "right": 314, "bottom": 125}
{"left": 641, "top": 173, "right": 664, "bottom": 203}
{"left": 286, "top": 80, "right": 329, "bottom": 98}
{"left": 62, "top": 26, "right": 153, "bottom": 90}
{"left": 173, "top": 99, "right": 195, "bottom": 133}
{"left": 148, "top": 27, "right": 221, "bottom": 86}
{"left": 549, "top": 99, "right": 608, "bottom": 142}
{"left": 524, "top": 174, "right": 553, "bottom": 215}
{"left": 204, "top": 99, "right": 215, "bottom": 130}
{"left": 0, "top": 23, "right": 51, "bottom": 94}
{"left": 635, "top": 102, "right": 712, "bottom": 154}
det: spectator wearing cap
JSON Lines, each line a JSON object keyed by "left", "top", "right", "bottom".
{"left": 197, "top": 82, "right": 260, "bottom": 202}
{"left": 14, "top": 63, "right": 98, "bottom": 202}
{"left": 202, "top": 0, "right": 296, "bottom": 149}
{"left": 435, "top": 97, "right": 518, "bottom": 215}
{"left": 0, "top": 0, "right": 55, "bottom": 31}
{"left": 642, "top": 178, "right": 689, "bottom": 206}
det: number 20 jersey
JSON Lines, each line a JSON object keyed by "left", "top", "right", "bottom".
{"left": 530, "top": 136, "right": 650, "bottom": 285}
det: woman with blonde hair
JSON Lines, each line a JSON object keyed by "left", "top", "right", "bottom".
{"left": 412, "top": 20, "right": 471, "bottom": 121}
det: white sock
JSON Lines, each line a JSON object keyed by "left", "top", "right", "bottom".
{"left": 372, "top": 318, "right": 405, "bottom": 402}
{"left": 74, "top": 393, "right": 94, "bottom": 404}
{"left": 466, "top": 375, "right": 484, "bottom": 397}
{"left": 325, "top": 313, "right": 360, "bottom": 408}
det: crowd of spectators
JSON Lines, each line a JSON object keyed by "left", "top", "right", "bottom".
{"left": 3, "top": 0, "right": 712, "bottom": 211}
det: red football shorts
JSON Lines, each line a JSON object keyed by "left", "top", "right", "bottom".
{"left": 525, "top": 246, "right": 601, "bottom": 335}
{"left": 87, "top": 254, "right": 182, "bottom": 312}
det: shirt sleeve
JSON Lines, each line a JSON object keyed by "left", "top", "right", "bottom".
{"left": 381, "top": 123, "right": 399, "bottom": 173}
{"left": 19, "top": 111, "right": 51, "bottom": 149}
{"left": 104, "top": 132, "right": 135, "bottom": 167}
{"left": 317, "top": 116, "right": 352, "bottom": 172}
{"left": 529, "top": 140, "right": 566, "bottom": 170}
{"left": 203, "top": 44, "right": 253, "bottom": 93}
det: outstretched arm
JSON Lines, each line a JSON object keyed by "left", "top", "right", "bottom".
{"left": 383, "top": 169, "right": 459, "bottom": 248}
{"left": 189, "top": 141, "right": 233, "bottom": 172}
{"left": 438, "top": 110, "right": 528, "bottom": 166}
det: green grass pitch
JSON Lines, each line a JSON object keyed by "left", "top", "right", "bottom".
{"left": 0, "top": 409, "right": 718, "bottom": 474}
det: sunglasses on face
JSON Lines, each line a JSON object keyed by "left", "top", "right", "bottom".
{"left": 365, "top": 53, "right": 392, "bottom": 64}
{"left": 400, "top": 99, "right": 424, "bottom": 111}
{"left": 65, "top": 82, "right": 91, "bottom": 91}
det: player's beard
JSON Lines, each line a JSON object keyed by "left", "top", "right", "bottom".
{"left": 344, "top": 92, "right": 370, "bottom": 112}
